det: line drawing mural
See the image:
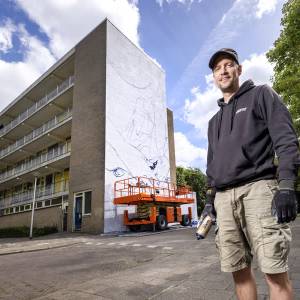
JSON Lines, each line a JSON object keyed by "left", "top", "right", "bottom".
{"left": 106, "top": 167, "right": 127, "bottom": 177}
{"left": 104, "top": 32, "right": 170, "bottom": 232}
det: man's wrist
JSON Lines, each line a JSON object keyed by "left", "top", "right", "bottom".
{"left": 279, "top": 179, "right": 295, "bottom": 190}
{"left": 206, "top": 188, "right": 216, "bottom": 204}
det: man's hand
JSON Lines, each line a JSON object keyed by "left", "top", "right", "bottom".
{"left": 272, "top": 188, "right": 298, "bottom": 224}
{"left": 201, "top": 203, "right": 216, "bottom": 219}
{"left": 201, "top": 188, "right": 216, "bottom": 220}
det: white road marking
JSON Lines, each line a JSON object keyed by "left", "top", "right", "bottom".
{"left": 4, "top": 243, "right": 16, "bottom": 246}
{"left": 162, "top": 247, "right": 173, "bottom": 250}
{"left": 36, "top": 243, "right": 50, "bottom": 246}
{"left": 147, "top": 245, "right": 158, "bottom": 248}
{"left": 78, "top": 241, "right": 173, "bottom": 250}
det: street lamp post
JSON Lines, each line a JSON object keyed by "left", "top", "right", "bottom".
{"left": 29, "top": 175, "right": 38, "bottom": 239}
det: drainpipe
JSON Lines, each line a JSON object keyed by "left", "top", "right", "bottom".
{"left": 29, "top": 175, "right": 38, "bottom": 239}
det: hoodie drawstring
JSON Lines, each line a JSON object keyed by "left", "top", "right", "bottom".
{"left": 217, "top": 107, "right": 223, "bottom": 140}
{"left": 215, "top": 79, "right": 255, "bottom": 140}
{"left": 230, "top": 98, "right": 238, "bottom": 132}
{"left": 217, "top": 97, "right": 237, "bottom": 139}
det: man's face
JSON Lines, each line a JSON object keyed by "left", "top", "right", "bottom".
{"left": 212, "top": 56, "right": 242, "bottom": 93}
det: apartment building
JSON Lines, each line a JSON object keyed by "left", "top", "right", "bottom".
{"left": 0, "top": 19, "right": 178, "bottom": 234}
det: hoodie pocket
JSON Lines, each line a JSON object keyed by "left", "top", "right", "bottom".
{"left": 211, "top": 142, "right": 256, "bottom": 187}
{"left": 241, "top": 146, "right": 254, "bottom": 165}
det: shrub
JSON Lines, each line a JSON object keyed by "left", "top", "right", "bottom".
{"left": 0, "top": 226, "right": 58, "bottom": 238}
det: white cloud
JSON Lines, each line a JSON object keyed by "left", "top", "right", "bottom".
{"left": 0, "top": 19, "right": 16, "bottom": 53}
{"left": 16, "top": 0, "right": 140, "bottom": 58}
{"left": 169, "top": 0, "right": 281, "bottom": 105}
{"left": 220, "top": 14, "right": 227, "bottom": 25}
{"left": 174, "top": 131, "right": 207, "bottom": 170}
{"left": 240, "top": 52, "right": 274, "bottom": 85}
{"left": 156, "top": 0, "right": 202, "bottom": 7}
{"left": 256, "top": 0, "right": 278, "bottom": 18}
{"left": 184, "top": 74, "right": 221, "bottom": 139}
{"left": 0, "top": 0, "right": 141, "bottom": 111}
{"left": 183, "top": 52, "right": 274, "bottom": 140}
{"left": 0, "top": 20, "right": 55, "bottom": 111}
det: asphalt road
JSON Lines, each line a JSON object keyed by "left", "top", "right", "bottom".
{"left": 0, "top": 221, "right": 299, "bottom": 300}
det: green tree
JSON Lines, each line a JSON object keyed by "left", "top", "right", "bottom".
{"left": 266, "top": 0, "right": 300, "bottom": 136}
{"left": 267, "top": 0, "right": 300, "bottom": 196}
{"left": 176, "top": 166, "right": 207, "bottom": 215}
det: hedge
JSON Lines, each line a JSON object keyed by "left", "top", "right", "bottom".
{"left": 0, "top": 226, "right": 58, "bottom": 238}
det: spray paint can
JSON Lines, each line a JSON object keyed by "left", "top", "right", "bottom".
{"left": 196, "top": 215, "right": 213, "bottom": 240}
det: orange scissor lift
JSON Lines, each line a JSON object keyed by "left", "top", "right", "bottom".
{"left": 113, "top": 176, "right": 194, "bottom": 231}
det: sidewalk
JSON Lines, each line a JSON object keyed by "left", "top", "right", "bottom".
{"left": 0, "top": 224, "right": 188, "bottom": 256}
{"left": 0, "top": 233, "right": 90, "bottom": 255}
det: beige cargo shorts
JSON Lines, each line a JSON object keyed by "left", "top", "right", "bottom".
{"left": 214, "top": 179, "right": 292, "bottom": 274}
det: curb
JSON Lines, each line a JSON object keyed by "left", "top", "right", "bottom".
{"left": 0, "top": 241, "right": 81, "bottom": 256}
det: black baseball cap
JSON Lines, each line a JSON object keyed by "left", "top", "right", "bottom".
{"left": 209, "top": 48, "right": 239, "bottom": 69}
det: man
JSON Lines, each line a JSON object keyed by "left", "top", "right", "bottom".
{"left": 202, "top": 48, "right": 299, "bottom": 300}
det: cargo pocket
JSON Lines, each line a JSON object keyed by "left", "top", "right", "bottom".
{"left": 265, "top": 179, "right": 278, "bottom": 196}
{"left": 260, "top": 215, "right": 291, "bottom": 259}
{"left": 215, "top": 226, "right": 221, "bottom": 257}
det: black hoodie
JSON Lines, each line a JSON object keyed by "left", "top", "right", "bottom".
{"left": 206, "top": 79, "right": 299, "bottom": 190}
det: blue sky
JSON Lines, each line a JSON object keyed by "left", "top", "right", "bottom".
{"left": 0, "top": 0, "right": 286, "bottom": 171}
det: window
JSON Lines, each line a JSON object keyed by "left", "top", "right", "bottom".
{"left": 84, "top": 191, "right": 91, "bottom": 214}
{"left": 15, "top": 206, "right": 20, "bottom": 213}
{"left": 74, "top": 190, "right": 92, "bottom": 216}
{"left": 36, "top": 201, "right": 43, "bottom": 208}
{"left": 37, "top": 176, "right": 45, "bottom": 191}
{"left": 51, "top": 198, "right": 62, "bottom": 205}
{"left": 45, "top": 200, "right": 51, "bottom": 207}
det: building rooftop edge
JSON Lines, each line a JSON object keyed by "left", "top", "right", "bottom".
{"left": 0, "top": 48, "right": 75, "bottom": 118}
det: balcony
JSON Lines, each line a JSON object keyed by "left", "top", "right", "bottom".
{"left": 0, "top": 142, "right": 71, "bottom": 184}
{"left": 0, "top": 180, "right": 69, "bottom": 209}
{"left": 0, "top": 76, "right": 74, "bottom": 138}
{"left": 0, "top": 108, "right": 72, "bottom": 161}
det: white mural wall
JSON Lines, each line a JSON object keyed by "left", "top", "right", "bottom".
{"left": 104, "top": 22, "right": 170, "bottom": 232}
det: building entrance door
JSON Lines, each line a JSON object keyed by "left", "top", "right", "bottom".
{"left": 74, "top": 195, "right": 82, "bottom": 230}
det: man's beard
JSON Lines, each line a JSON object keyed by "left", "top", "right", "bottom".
{"left": 218, "top": 79, "right": 238, "bottom": 93}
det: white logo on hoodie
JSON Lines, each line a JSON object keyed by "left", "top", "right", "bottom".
{"left": 236, "top": 107, "right": 247, "bottom": 114}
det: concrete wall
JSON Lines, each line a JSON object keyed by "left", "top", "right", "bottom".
{"left": 69, "top": 21, "right": 107, "bottom": 233}
{"left": 167, "top": 109, "right": 176, "bottom": 185}
{"left": 0, "top": 206, "right": 63, "bottom": 231}
{"left": 104, "top": 21, "right": 170, "bottom": 232}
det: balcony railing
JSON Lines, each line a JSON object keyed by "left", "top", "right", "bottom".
{"left": 0, "top": 108, "right": 72, "bottom": 159}
{"left": 0, "top": 142, "right": 71, "bottom": 183}
{"left": 0, "top": 180, "right": 69, "bottom": 209}
{"left": 0, "top": 75, "right": 74, "bottom": 137}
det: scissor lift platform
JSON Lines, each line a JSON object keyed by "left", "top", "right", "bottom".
{"left": 114, "top": 177, "right": 194, "bottom": 231}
